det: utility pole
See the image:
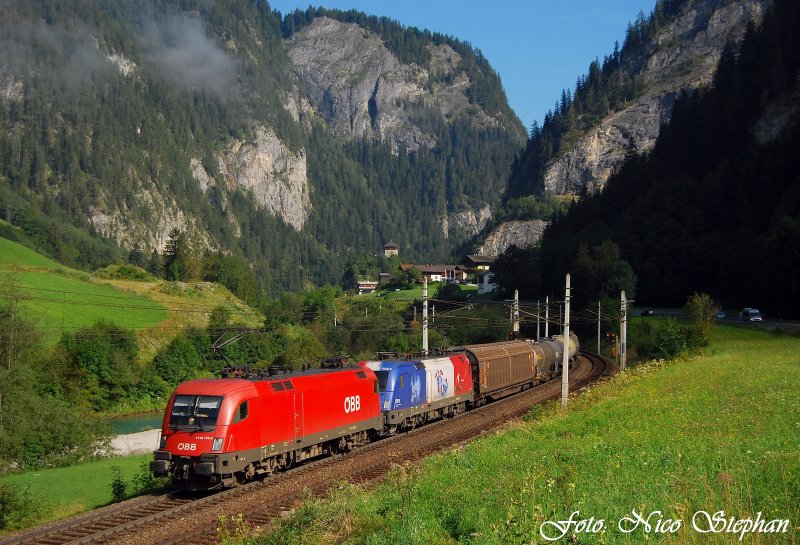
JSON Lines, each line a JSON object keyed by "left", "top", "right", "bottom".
{"left": 545, "top": 296, "right": 550, "bottom": 338}
{"left": 561, "top": 274, "right": 571, "bottom": 409}
{"left": 536, "top": 300, "right": 541, "bottom": 340}
{"left": 422, "top": 276, "right": 429, "bottom": 355}
{"left": 597, "top": 300, "right": 601, "bottom": 354}
{"left": 512, "top": 290, "right": 520, "bottom": 335}
{"left": 620, "top": 290, "right": 627, "bottom": 371}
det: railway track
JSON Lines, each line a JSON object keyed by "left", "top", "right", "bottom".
{"left": 2, "top": 352, "right": 613, "bottom": 545}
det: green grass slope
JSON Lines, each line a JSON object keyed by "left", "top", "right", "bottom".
{"left": 0, "top": 454, "right": 154, "bottom": 526}
{"left": 0, "top": 236, "right": 70, "bottom": 270}
{"left": 0, "top": 237, "right": 263, "bottom": 358}
{"left": 253, "top": 326, "right": 800, "bottom": 545}
{"left": 0, "top": 237, "right": 168, "bottom": 338}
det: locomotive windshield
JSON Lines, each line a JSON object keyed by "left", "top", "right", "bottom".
{"left": 169, "top": 395, "right": 223, "bottom": 431}
{"left": 373, "top": 371, "right": 390, "bottom": 390}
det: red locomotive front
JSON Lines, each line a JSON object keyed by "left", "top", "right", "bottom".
{"left": 150, "top": 367, "right": 382, "bottom": 490}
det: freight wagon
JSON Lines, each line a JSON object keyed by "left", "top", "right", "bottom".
{"left": 460, "top": 333, "right": 579, "bottom": 405}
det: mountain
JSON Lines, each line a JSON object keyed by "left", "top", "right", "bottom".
{"left": 538, "top": 0, "right": 800, "bottom": 315}
{"left": 477, "top": 0, "right": 766, "bottom": 255}
{"left": 0, "top": 0, "right": 525, "bottom": 295}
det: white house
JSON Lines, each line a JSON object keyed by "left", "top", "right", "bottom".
{"left": 477, "top": 271, "right": 497, "bottom": 295}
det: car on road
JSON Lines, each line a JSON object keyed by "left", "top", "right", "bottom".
{"left": 739, "top": 308, "right": 762, "bottom": 321}
{"left": 715, "top": 310, "right": 727, "bottom": 319}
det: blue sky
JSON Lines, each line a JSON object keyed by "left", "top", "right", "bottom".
{"left": 269, "top": 0, "right": 656, "bottom": 131}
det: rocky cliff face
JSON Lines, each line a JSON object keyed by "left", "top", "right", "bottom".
{"left": 441, "top": 205, "right": 493, "bottom": 240}
{"left": 216, "top": 127, "right": 311, "bottom": 232}
{"left": 544, "top": 0, "right": 766, "bottom": 195}
{"left": 287, "top": 17, "right": 500, "bottom": 153}
{"left": 88, "top": 188, "right": 215, "bottom": 253}
{"left": 475, "top": 220, "right": 548, "bottom": 256}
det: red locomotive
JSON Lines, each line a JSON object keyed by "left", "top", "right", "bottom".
{"left": 150, "top": 367, "right": 381, "bottom": 490}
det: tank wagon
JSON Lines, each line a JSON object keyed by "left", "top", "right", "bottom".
{"left": 150, "top": 367, "right": 381, "bottom": 490}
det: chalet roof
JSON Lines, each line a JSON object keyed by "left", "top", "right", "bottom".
{"left": 384, "top": 242, "right": 399, "bottom": 249}
{"left": 465, "top": 255, "right": 497, "bottom": 265}
{"left": 400, "top": 263, "right": 461, "bottom": 274}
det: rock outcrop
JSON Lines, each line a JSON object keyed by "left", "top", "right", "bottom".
{"left": 88, "top": 189, "right": 214, "bottom": 253}
{"left": 475, "top": 220, "right": 548, "bottom": 256}
{"left": 544, "top": 0, "right": 766, "bottom": 195}
{"left": 216, "top": 127, "right": 311, "bottom": 232}
{"left": 287, "top": 17, "right": 499, "bottom": 153}
{"left": 442, "top": 205, "right": 493, "bottom": 239}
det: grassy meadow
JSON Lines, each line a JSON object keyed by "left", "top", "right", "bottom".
{"left": 0, "top": 454, "right": 155, "bottom": 527}
{"left": 0, "top": 237, "right": 168, "bottom": 338}
{"left": 244, "top": 325, "right": 799, "bottom": 545}
{"left": 0, "top": 236, "right": 263, "bottom": 359}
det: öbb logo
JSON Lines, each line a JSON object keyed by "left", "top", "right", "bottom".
{"left": 344, "top": 395, "right": 361, "bottom": 413}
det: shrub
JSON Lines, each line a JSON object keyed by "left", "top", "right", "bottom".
{"left": 0, "top": 483, "right": 49, "bottom": 530}
{"left": 152, "top": 335, "right": 205, "bottom": 386}
{"left": 110, "top": 466, "right": 127, "bottom": 502}
{"left": 130, "top": 461, "right": 169, "bottom": 495}
{"left": 654, "top": 318, "right": 689, "bottom": 359}
{"left": 684, "top": 292, "right": 718, "bottom": 343}
{"left": 93, "top": 264, "right": 157, "bottom": 282}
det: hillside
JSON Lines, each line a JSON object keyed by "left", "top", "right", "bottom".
{"left": 538, "top": 0, "right": 800, "bottom": 315}
{"left": 242, "top": 326, "right": 800, "bottom": 544}
{"left": 0, "top": 0, "right": 525, "bottom": 294}
{"left": 0, "top": 235, "right": 262, "bottom": 359}
{"left": 477, "top": 0, "right": 765, "bottom": 255}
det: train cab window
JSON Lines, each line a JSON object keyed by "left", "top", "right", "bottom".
{"left": 283, "top": 381, "right": 294, "bottom": 390}
{"left": 374, "top": 371, "right": 389, "bottom": 389}
{"left": 271, "top": 382, "right": 285, "bottom": 392}
{"left": 169, "top": 395, "right": 223, "bottom": 430}
{"left": 233, "top": 400, "right": 249, "bottom": 423}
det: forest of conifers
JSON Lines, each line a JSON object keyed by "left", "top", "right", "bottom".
{"left": 538, "top": 0, "right": 800, "bottom": 316}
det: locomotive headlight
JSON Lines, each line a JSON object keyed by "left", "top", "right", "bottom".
{"left": 211, "top": 438, "right": 224, "bottom": 452}
{"left": 159, "top": 435, "right": 167, "bottom": 449}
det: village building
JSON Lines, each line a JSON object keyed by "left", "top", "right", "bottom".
{"left": 399, "top": 263, "right": 469, "bottom": 283}
{"left": 357, "top": 279, "right": 379, "bottom": 294}
{"left": 383, "top": 242, "right": 399, "bottom": 257}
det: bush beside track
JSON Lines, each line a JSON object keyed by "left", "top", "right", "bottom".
{"left": 242, "top": 326, "right": 800, "bottom": 545}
